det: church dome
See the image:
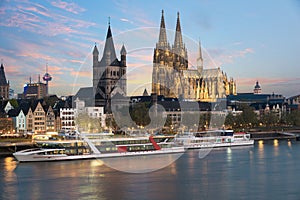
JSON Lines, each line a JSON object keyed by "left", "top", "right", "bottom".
{"left": 254, "top": 81, "right": 261, "bottom": 89}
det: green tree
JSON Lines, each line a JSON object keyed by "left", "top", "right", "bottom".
{"left": 105, "top": 114, "right": 118, "bottom": 131}
{"left": 286, "top": 110, "right": 300, "bottom": 126}
{"left": 112, "top": 105, "right": 135, "bottom": 129}
{"left": 9, "top": 99, "right": 18, "bottom": 108}
{"left": 130, "top": 102, "right": 150, "bottom": 126}
{"left": 225, "top": 112, "right": 235, "bottom": 129}
{"left": 76, "top": 113, "right": 103, "bottom": 133}
{"left": 239, "top": 104, "right": 258, "bottom": 128}
{"left": 199, "top": 112, "right": 210, "bottom": 130}
{"left": 260, "top": 112, "right": 279, "bottom": 128}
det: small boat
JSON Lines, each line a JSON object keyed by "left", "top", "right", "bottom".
{"left": 174, "top": 130, "right": 254, "bottom": 149}
{"left": 13, "top": 135, "right": 185, "bottom": 162}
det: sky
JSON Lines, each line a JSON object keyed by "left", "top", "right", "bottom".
{"left": 0, "top": 0, "right": 300, "bottom": 98}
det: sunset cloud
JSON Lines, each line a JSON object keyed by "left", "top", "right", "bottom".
{"left": 204, "top": 47, "right": 254, "bottom": 68}
{"left": 51, "top": 0, "right": 86, "bottom": 14}
{"left": 236, "top": 77, "right": 291, "bottom": 86}
{"left": 1, "top": 0, "right": 299, "bottom": 98}
{"left": 71, "top": 70, "right": 91, "bottom": 78}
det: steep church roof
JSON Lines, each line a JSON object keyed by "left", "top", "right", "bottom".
{"left": 143, "top": 88, "right": 149, "bottom": 96}
{"left": 157, "top": 10, "right": 169, "bottom": 49}
{"left": 72, "top": 87, "right": 94, "bottom": 107}
{"left": 120, "top": 44, "right": 127, "bottom": 55}
{"left": 0, "top": 63, "right": 9, "bottom": 86}
{"left": 99, "top": 24, "right": 117, "bottom": 66}
{"left": 202, "top": 68, "right": 223, "bottom": 78}
{"left": 93, "top": 44, "right": 99, "bottom": 55}
{"left": 173, "top": 12, "right": 183, "bottom": 50}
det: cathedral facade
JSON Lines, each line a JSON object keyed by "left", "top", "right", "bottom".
{"left": 93, "top": 23, "right": 127, "bottom": 113}
{"left": 152, "top": 11, "right": 236, "bottom": 102}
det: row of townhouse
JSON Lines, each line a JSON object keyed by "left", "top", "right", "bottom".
{"left": 1, "top": 95, "right": 107, "bottom": 134}
{"left": 1, "top": 100, "right": 77, "bottom": 134}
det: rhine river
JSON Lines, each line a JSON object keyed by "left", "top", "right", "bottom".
{"left": 1, "top": 140, "right": 300, "bottom": 200}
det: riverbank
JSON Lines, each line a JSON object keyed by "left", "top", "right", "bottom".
{"left": 250, "top": 130, "right": 300, "bottom": 141}
{"left": 0, "top": 139, "right": 35, "bottom": 156}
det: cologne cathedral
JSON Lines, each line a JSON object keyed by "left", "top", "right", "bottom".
{"left": 152, "top": 10, "right": 236, "bottom": 102}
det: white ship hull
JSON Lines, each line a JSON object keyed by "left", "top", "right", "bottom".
{"left": 175, "top": 130, "right": 255, "bottom": 149}
{"left": 13, "top": 147, "right": 185, "bottom": 162}
{"left": 185, "top": 140, "right": 254, "bottom": 149}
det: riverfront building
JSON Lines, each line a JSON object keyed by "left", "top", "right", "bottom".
{"left": 23, "top": 76, "right": 48, "bottom": 99}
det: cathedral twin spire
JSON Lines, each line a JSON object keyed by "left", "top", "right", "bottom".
{"left": 157, "top": 10, "right": 187, "bottom": 59}
{"left": 157, "top": 10, "right": 203, "bottom": 66}
{"left": 173, "top": 12, "right": 183, "bottom": 51}
{"left": 157, "top": 10, "right": 169, "bottom": 49}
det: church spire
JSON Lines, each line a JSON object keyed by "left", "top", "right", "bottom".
{"left": 93, "top": 43, "right": 99, "bottom": 55}
{"left": 93, "top": 43, "right": 99, "bottom": 66}
{"left": 198, "top": 40, "right": 203, "bottom": 60}
{"left": 197, "top": 40, "right": 203, "bottom": 70}
{"left": 0, "top": 62, "right": 8, "bottom": 86}
{"left": 173, "top": 12, "right": 183, "bottom": 50}
{"left": 102, "top": 20, "right": 117, "bottom": 65}
{"left": 157, "top": 10, "right": 168, "bottom": 49}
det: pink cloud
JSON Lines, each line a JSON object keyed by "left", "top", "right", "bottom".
{"left": 236, "top": 77, "right": 297, "bottom": 86}
{"left": 4, "top": 65, "right": 24, "bottom": 76}
{"left": 114, "top": 2, "right": 156, "bottom": 27}
{"left": 70, "top": 59, "right": 83, "bottom": 64}
{"left": 71, "top": 70, "right": 91, "bottom": 78}
{"left": 120, "top": 18, "right": 133, "bottom": 24}
{"left": 21, "top": 4, "right": 50, "bottom": 18}
{"left": 0, "top": 2, "right": 95, "bottom": 37}
{"left": 204, "top": 47, "right": 254, "bottom": 68}
{"left": 51, "top": 0, "right": 86, "bottom": 14}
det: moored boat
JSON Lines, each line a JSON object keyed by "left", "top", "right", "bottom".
{"left": 174, "top": 130, "right": 254, "bottom": 149}
{"left": 13, "top": 135, "right": 184, "bottom": 162}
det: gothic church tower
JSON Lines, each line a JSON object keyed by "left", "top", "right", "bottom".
{"left": 152, "top": 10, "right": 236, "bottom": 101}
{"left": 152, "top": 10, "right": 188, "bottom": 98}
{"left": 0, "top": 62, "right": 9, "bottom": 99}
{"left": 93, "top": 22, "right": 127, "bottom": 113}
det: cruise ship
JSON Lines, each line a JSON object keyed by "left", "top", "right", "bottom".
{"left": 13, "top": 134, "right": 184, "bottom": 162}
{"left": 174, "top": 130, "right": 254, "bottom": 149}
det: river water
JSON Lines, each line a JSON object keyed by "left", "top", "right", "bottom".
{"left": 1, "top": 140, "right": 300, "bottom": 200}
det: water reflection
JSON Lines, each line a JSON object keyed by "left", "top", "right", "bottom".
{"left": 273, "top": 139, "right": 279, "bottom": 157}
{"left": 1, "top": 157, "right": 18, "bottom": 199}
{"left": 1, "top": 142, "right": 300, "bottom": 200}
{"left": 258, "top": 140, "right": 264, "bottom": 159}
{"left": 101, "top": 152, "right": 183, "bottom": 173}
{"left": 226, "top": 147, "right": 232, "bottom": 163}
{"left": 287, "top": 140, "right": 292, "bottom": 148}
